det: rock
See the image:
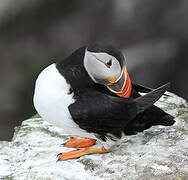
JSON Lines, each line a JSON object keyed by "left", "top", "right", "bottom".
{"left": 0, "top": 92, "right": 188, "bottom": 180}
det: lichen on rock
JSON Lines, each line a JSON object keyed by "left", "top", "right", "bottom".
{"left": 0, "top": 92, "right": 188, "bottom": 180}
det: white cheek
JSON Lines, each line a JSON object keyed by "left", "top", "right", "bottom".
{"left": 110, "top": 60, "right": 121, "bottom": 78}
{"left": 84, "top": 51, "right": 122, "bottom": 81}
{"left": 84, "top": 54, "right": 105, "bottom": 82}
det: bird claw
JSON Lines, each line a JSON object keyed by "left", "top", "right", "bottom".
{"left": 56, "top": 152, "right": 62, "bottom": 157}
{"left": 61, "top": 142, "right": 66, "bottom": 146}
{"left": 56, "top": 157, "right": 62, "bottom": 162}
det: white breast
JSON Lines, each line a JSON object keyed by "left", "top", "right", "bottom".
{"left": 33, "top": 63, "right": 94, "bottom": 138}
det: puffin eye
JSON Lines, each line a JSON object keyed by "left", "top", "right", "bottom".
{"left": 106, "top": 59, "right": 112, "bottom": 68}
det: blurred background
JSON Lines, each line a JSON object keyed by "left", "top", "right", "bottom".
{"left": 0, "top": 0, "right": 187, "bottom": 141}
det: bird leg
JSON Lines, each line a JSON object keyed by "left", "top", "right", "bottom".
{"left": 62, "top": 138, "right": 96, "bottom": 148}
{"left": 57, "top": 147, "right": 109, "bottom": 161}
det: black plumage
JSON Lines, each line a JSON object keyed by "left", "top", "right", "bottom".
{"left": 123, "top": 84, "right": 175, "bottom": 135}
{"left": 87, "top": 43, "right": 125, "bottom": 67}
{"left": 56, "top": 45, "right": 175, "bottom": 142}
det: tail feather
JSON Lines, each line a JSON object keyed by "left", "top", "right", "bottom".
{"left": 135, "top": 82, "right": 170, "bottom": 114}
{"left": 132, "top": 83, "right": 171, "bottom": 97}
{"left": 124, "top": 83, "right": 174, "bottom": 135}
{"left": 153, "top": 114, "right": 175, "bottom": 126}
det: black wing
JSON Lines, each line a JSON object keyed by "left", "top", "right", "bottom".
{"left": 132, "top": 83, "right": 153, "bottom": 93}
{"left": 69, "top": 83, "right": 170, "bottom": 140}
{"left": 132, "top": 82, "right": 170, "bottom": 97}
{"left": 124, "top": 83, "right": 175, "bottom": 135}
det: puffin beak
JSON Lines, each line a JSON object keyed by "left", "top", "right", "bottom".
{"left": 106, "top": 66, "right": 132, "bottom": 98}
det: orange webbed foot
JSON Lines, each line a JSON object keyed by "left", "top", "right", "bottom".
{"left": 63, "top": 138, "right": 96, "bottom": 148}
{"left": 57, "top": 147, "right": 109, "bottom": 161}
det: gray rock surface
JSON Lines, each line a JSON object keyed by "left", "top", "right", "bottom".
{"left": 0, "top": 92, "right": 188, "bottom": 180}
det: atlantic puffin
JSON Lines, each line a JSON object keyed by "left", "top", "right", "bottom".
{"left": 33, "top": 43, "right": 175, "bottom": 161}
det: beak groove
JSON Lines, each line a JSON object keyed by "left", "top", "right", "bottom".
{"left": 106, "top": 66, "right": 132, "bottom": 98}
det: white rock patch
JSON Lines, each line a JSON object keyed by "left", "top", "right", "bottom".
{"left": 0, "top": 92, "right": 188, "bottom": 180}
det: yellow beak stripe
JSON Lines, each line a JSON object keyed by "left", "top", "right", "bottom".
{"left": 107, "top": 78, "right": 116, "bottom": 83}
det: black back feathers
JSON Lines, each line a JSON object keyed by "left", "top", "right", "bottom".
{"left": 68, "top": 83, "right": 171, "bottom": 140}
{"left": 56, "top": 46, "right": 95, "bottom": 96}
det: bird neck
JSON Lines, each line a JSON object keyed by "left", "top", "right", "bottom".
{"left": 56, "top": 46, "right": 96, "bottom": 96}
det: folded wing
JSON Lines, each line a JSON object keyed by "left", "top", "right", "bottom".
{"left": 68, "top": 83, "right": 170, "bottom": 139}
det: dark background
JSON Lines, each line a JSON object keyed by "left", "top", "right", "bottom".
{"left": 0, "top": 0, "right": 187, "bottom": 141}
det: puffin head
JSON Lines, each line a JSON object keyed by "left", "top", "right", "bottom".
{"left": 84, "top": 43, "right": 131, "bottom": 97}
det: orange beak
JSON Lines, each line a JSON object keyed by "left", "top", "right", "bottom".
{"left": 107, "top": 66, "right": 132, "bottom": 98}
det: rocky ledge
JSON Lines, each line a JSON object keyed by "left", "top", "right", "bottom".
{"left": 0, "top": 92, "right": 188, "bottom": 180}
